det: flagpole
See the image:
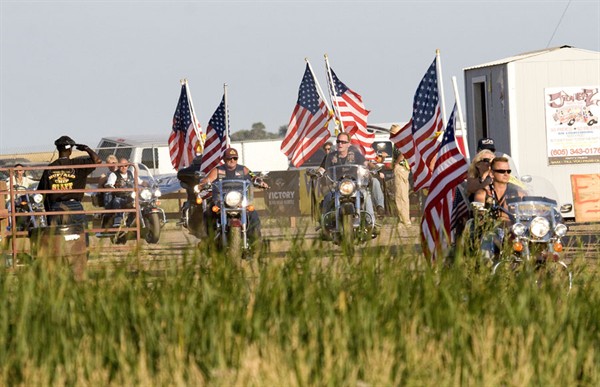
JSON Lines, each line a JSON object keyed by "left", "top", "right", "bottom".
{"left": 305, "top": 58, "right": 332, "bottom": 113}
{"left": 184, "top": 79, "right": 204, "bottom": 153}
{"left": 452, "top": 75, "right": 471, "bottom": 162}
{"left": 223, "top": 83, "right": 230, "bottom": 147}
{"left": 323, "top": 54, "right": 345, "bottom": 134}
{"left": 436, "top": 49, "right": 448, "bottom": 127}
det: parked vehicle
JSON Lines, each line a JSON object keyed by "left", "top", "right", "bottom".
{"left": 6, "top": 185, "right": 47, "bottom": 233}
{"left": 94, "top": 164, "right": 166, "bottom": 244}
{"left": 309, "top": 164, "right": 379, "bottom": 256}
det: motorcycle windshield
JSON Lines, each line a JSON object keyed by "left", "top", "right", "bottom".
{"left": 212, "top": 179, "right": 253, "bottom": 208}
{"left": 326, "top": 165, "right": 370, "bottom": 187}
{"left": 506, "top": 175, "right": 560, "bottom": 218}
{"left": 136, "top": 163, "right": 157, "bottom": 187}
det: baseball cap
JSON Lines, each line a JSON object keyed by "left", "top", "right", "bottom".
{"left": 477, "top": 137, "right": 496, "bottom": 152}
{"left": 54, "top": 135, "right": 76, "bottom": 150}
{"left": 223, "top": 148, "right": 239, "bottom": 159}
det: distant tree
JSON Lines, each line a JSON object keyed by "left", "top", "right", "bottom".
{"left": 278, "top": 125, "right": 288, "bottom": 138}
{"left": 230, "top": 122, "right": 281, "bottom": 141}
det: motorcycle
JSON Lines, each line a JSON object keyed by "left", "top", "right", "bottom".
{"left": 468, "top": 175, "right": 572, "bottom": 290}
{"left": 6, "top": 185, "right": 47, "bottom": 233}
{"left": 95, "top": 164, "right": 166, "bottom": 244}
{"left": 309, "top": 164, "right": 378, "bottom": 255}
{"left": 202, "top": 173, "right": 268, "bottom": 260}
{"left": 177, "top": 167, "right": 207, "bottom": 239}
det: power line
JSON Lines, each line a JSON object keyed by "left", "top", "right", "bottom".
{"left": 546, "top": 0, "right": 573, "bottom": 48}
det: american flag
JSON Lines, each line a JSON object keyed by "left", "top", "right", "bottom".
{"left": 420, "top": 105, "right": 468, "bottom": 261}
{"left": 200, "top": 95, "right": 228, "bottom": 175}
{"left": 327, "top": 68, "right": 373, "bottom": 159}
{"left": 410, "top": 57, "right": 444, "bottom": 190}
{"left": 450, "top": 182, "right": 470, "bottom": 243}
{"left": 169, "top": 82, "right": 202, "bottom": 170}
{"left": 281, "top": 64, "right": 331, "bottom": 167}
{"left": 389, "top": 120, "right": 432, "bottom": 187}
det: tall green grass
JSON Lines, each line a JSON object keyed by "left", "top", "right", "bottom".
{"left": 0, "top": 237, "right": 598, "bottom": 386}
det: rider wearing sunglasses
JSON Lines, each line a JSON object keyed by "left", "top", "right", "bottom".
{"left": 317, "top": 132, "right": 386, "bottom": 225}
{"left": 473, "top": 156, "right": 525, "bottom": 220}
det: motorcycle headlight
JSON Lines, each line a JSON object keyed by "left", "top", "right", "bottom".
{"left": 154, "top": 189, "right": 162, "bottom": 198}
{"left": 530, "top": 216, "right": 550, "bottom": 238}
{"left": 512, "top": 222, "right": 526, "bottom": 236}
{"left": 554, "top": 223, "right": 568, "bottom": 237}
{"left": 225, "top": 191, "right": 243, "bottom": 207}
{"left": 140, "top": 188, "right": 152, "bottom": 201}
{"left": 339, "top": 179, "right": 355, "bottom": 196}
{"left": 33, "top": 193, "right": 44, "bottom": 204}
{"left": 193, "top": 184, "right": 200, "bottom": 193}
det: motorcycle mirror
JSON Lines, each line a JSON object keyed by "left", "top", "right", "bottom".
{"left": 560, "top": 203, "right": 573, "bottom": 213}
{"left": 520, "top": 175, "right": 533, "bottom": 183}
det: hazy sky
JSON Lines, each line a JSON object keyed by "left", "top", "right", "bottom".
{"left": 1, "top": 0, "right": 599, "bottom": 153}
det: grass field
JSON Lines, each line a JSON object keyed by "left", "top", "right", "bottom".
{"left": 0, "top": 235, "right": 598, "bottom": 386}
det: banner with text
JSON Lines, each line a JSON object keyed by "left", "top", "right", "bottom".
{"left": 544, "top": 86, "right": 600, "bottom": 165}
{"left": 264, "top": 170, "right": 301, "bottom": 216}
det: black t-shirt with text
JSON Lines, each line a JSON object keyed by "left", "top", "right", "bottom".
{"left": 38, "top": 156, "right": 96, "bottom": 204}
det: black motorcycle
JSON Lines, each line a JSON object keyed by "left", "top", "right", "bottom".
{"left": 464, "top": 176, "right": 572, "bottom": 291}
{"left": 177, "top": 167, "right": 207, "bottom": 239}
{"left": 94, "top": 164, "right": 166, "bottom": 244}
{"left": 309, "top": 164, "right": 378, "bottom": 256}
{"left": 203, "top": 174, "right": 268, "bottom": 260}
{"left": 7, "top": 185, "right": 47, "bottom": 233}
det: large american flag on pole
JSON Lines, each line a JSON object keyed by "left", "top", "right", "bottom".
{"left": 281, "top": 64, "right": 331, "bottom": 167}
{"left": 410, "top": 57, "right": 444, "bottom": 190}
{"left": 169, "top": 81, "right": 202, "bottom": 170}
{"left": 327, "top": 68, "right": 373, "bottom": 159}
{"left": 420, "top": 104, "right": 468, "bottom": 261}
{"left": 200, "top": 95, "right": 228, "bottom": 175}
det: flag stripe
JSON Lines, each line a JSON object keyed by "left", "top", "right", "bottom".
{"left": 410, "top": 58, "right": 444, "bottom": 190}
{"left": 281, "top": 64, "right": 331, "bottom": 168}
{"left": 200, "top": 95, "right": 228, "bottom": 175}
{"left": 168, "top": 83, "right": 202, "bottom": 170}
{"left": 420, "top": 105, "right": 468, "bottom": 261}
{"left": 328, "top": 68, "right": 373, "bottom": 159}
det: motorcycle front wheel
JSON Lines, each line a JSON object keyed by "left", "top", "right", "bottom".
{"left": 534, "top": 260, "right": 573, "bottom": 293}
{"left": 227, "top": 226, "right": 243, "bottom": 261}
{"left": 144, "top": 212, "right": 161, "bottom": 244}
{"left": 491, "top": 259, "right": 573, "bottom": 293}
{"left": 340, "top": 214, "right": 355, "bottom": 257}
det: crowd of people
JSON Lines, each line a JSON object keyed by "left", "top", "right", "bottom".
{"left": 2, "top": 129, "right": 523, "bottom": 253}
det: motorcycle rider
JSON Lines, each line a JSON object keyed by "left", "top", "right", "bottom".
{"left": 176, "top": 153, "right": 205, "bottom": 238}
{"left": 317, "top": 132, "right": 384, "bottom": 224}
{"left": 473, "top": 156, "right": 526, "bottom": 221}
{"left": 104, "top": 158, "right": 146, "bottom": 227}
{"left": 200, "top": 148, "right": 269, "bottom": 241}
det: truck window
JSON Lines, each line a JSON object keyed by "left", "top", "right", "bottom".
{"left": 141, "top": 148, "right": 159, "bottom": 169}
{"left": 97, "top": 140, "right": 117, "bottom": 161}
{"left": 115, "top": 146, "right": 132, "bottom": 161}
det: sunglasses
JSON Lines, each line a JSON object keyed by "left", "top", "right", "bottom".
{"left": 493, "top": 169, "right": 511, "bottom": 174}
{"left": 324, "top": 148, "right": 331, "bottom": 151}
{"left": 226, "top": 157, "right": 238, "bottom": 161}
{"left": 336, "top": 140, "right": 349, "bottom": 144}
{"left": 478, "top": 158, "right": 492, "bottom": 163}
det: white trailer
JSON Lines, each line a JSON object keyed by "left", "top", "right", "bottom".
{"left": 464, "top": 46, "right": 600, "bottom": 219}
